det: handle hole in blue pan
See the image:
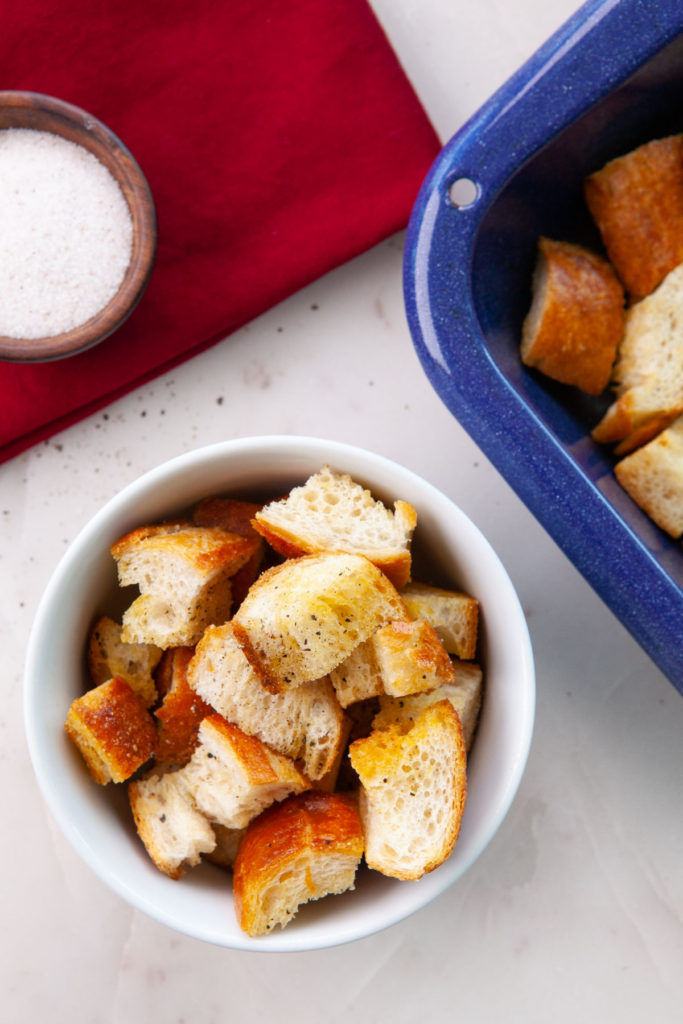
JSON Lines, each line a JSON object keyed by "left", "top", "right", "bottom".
{"left": 448, "top": 177, "right": 479, "bottom": 208}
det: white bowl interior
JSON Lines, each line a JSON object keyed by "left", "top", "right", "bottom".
{"left": 24, "top": 435, "right": 534, "bottom": 951}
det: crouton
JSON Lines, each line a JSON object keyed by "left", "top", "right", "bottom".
{"left": 584, "top": 134, "right": 683, "bottom": 300}
{"left": 111, "top": 521, "right": 259, "bottom": 648}
{"left": 87, "top": 615, "right": 162, "bottom": 707}
{"left": 372, "top": 660, "right": 483, "bottom": 750}
{"left": 252, "top": 466, "right": 417, "bottom": 588}
{"left": 400, "top": 580, "right": 479, "bottom": 660}
{"left": 233, "top": 790, "right": 364, "bottom": 936}
{"left": 349, "top": 701, "right": 467, "bottom": 880}
{"left": 372, "top": 618, "right": 456, "bottom": 698}
{"left": 153, "top": 647, "right": 213, "bottom": 769}
{"left": 521, "top": 237, "right": 624, "bottom": 394}
{"left": 176, "top": 715, "right": 310, "bottom": 830}
{"left": 187, "top": 620, "right": 347, "bottom": 781}
{"left": 232, "top": 551, "right": 408, "bottom": 691}
{"left": 128, "top": 771, "right": 216, "bottom": 879}
{"left": 614, "top": 413, "right": 683, "bottom": 537}
{"left": 192, "top": 496, "right": 266, "bottom": 609}
{"left": 328, "top": 637, "right": 385, "bottom": 708}
{"left": 65, "top": 677, "right": 156, "bottom": 784}
{"left": 591, "top": 263, "right": 683, "bottom": 452}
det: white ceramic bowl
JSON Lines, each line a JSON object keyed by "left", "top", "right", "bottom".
{"left": 24, "top": 436, "right": 534, "bottom": 951}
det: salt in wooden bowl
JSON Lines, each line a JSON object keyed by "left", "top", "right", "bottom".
{"left": 0, "top": 91, "right": 156, "bottom": 362}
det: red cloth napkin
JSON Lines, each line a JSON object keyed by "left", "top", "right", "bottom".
{"left": 0, "top": 0, "right": 440, "bottom": 464}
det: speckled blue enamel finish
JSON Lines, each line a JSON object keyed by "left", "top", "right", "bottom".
{"left": 404, "top": 0, "right": 683, "bottom": 694}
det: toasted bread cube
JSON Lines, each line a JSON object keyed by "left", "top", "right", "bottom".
{"left": 153, "top": 647, "right": 213, "bottom": 769}
{"left": 251, "top": 466, "right": 417, "bottom": 588}
{"left": 372, "top": 618, "right": 455, "bottom": 698}
{"left": 328, "top": 637, "right": 385, "bottom": 707}
{"left": 232, "top": 551, "right": 408, "bottom": 690}
{"left": 65, "top": 677, "right": 156, "bottom": 784}
{"left": 591, "top": 263, "right": 683, "bottom": 452}
{"left": 187, "top": 621, "right": 346, "bottom": 781}
{"left": 129, "top": 771, "right": 216, "bottom": 879}
{"left": 87, "top": 615, "right": 162, "bottom": 707}
{"left": 520, "top": 237, "right": 624, "bottom": 395}
{"left": 584, "top": 134, "right": 683, "bottom": 300}
{"left": 349, "top": 701, "right": 467, "bottom": 880}
{"left": 176, "top": 715, "right": 310, "bottom": 830}
{"left": 400, "top": 580, "right": 479, "bottom": 660}
{"left": 614, "top": 413, "right": 683, "bottom": 537}
{"left": 192, "top": 496, "right": 265, "bottom": 609}
{"left": 111, "top": 521, "right": 259, "bottom": 648}
{"left": 233, "top": 790, "right": 364, "bottom": 936}
{"left": 372, "top": 660, "right": 483, "bottom": 750}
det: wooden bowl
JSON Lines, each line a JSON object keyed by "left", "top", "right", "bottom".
{"left": 0, "top": 91, "right": 156, "bottom": 362}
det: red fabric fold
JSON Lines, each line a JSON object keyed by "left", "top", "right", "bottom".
{"left": 0, "top": 0, "right": 440, "bottom": 464}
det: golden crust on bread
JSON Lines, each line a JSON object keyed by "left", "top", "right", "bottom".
{"left": 112, "top": 522, "right": 259, "bottom": 648}
{"left": 233, "top": 790, "right": 364, "bottom": 936}
{"left": 349, "top": 701, "right": 467, "bottom": 880}
{"left": 520, "top": 237, "right": 624, "bottom": 395}
{"left": 372, "top": 618, "right": 456, "bottom": 698}
{"left": 192, "top": 496, "right": 266, "bottom": 609}
{"left": 65, "top": 677, "right": 156, "bottom": 784}
{"left": 176, "top": 714, "right": 310, "bottom": 830}
{"left": 400, "top": 580, "right": 479, "bottom": 660}
{"left": 252, "top": 466, "right": 417, "bottom": 588}
{"left": 373, "top": 659, "right": 483, "bottom": 750}
{"left": 232, "top": 551, "right": 409, "bottom": 691}
{"left": 584, "top": 134, "right": 683, "bottom": 300}
{"left": 153, "top": 647, "right": 213, "bottom": 769}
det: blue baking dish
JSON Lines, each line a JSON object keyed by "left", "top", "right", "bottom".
{"left": 404, "top": 0, "right": 683, "bottom": 694}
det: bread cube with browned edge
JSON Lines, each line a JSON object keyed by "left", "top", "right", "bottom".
{"left": 187, "top": 620, "right": 346, "bottom": 781}
{"left": 349, "top": 701, "right": 467, "bottom": 880}
{"left": 520, "top": 237, "right": 624, "bottom": 395}
{"left": 111, "top": 521, "right": 259, "bottom": 649}
{"left": 176, "top": 715, "right": 310, "bottom": 830}
{"left": 232, "top": 551, "right": 408, "bottom": 691}
{"left": 399, "top": 580, "right": 479, "bottom": 660}
{"left": 128, "top": 771, "right": 216, "bottom": 879}
{"left": 372, "top": 660, "right": 483, "bottom": 751}
{"left": 615, "top": 413, "right": 683, "bottom": 537}
{"left": 153, "top": 647, "right": 213, "bottom": 770}
{"left": 233, "top": 790, "right": 364, "bottom": 936}
{"left": 192, "top": 496, "right": 266, "bottom": 609}
{"left": 65, "top": 677, "right": 156, "bottom": 785}
{"left": 584, "top": 134, "right": 683, "bottom": 301}
{"left": 251, "top": 465, "right": 417, "bottom": 588}
{"left": 372, "top": 618, "right": 456, "bottom": 698}
{"left": 591, "top": 263, "right": 683, "bottom": 453}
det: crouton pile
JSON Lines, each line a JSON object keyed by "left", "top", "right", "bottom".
{"left": 65, "top": 466, "right": 483, "bottom": 936}
{"left": 521, "top": 134, "right": 683, "bottom": 542}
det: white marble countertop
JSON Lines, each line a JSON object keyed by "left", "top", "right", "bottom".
{"left": 2, "top": 2, "right": 682, "bottom": 1021}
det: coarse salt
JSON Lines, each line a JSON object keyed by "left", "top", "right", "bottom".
{"left": 0, "top": 128, "right": 133, "bottom": 339}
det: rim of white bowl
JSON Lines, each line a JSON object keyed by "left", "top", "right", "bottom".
{"left": 23, "top": 435, "right": 535, "bottom": 951}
